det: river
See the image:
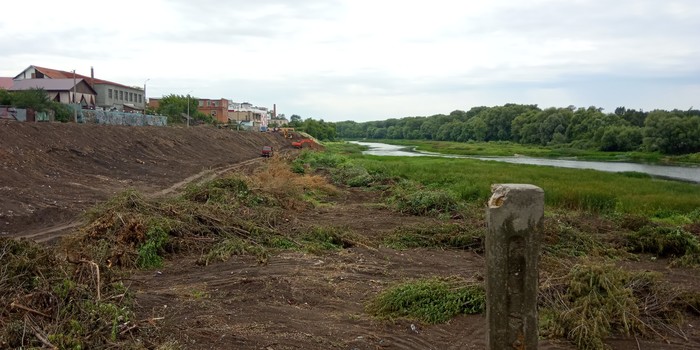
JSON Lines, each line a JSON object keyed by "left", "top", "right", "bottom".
{"left": 351, "top": 141, "right": 700, "bottom": 183}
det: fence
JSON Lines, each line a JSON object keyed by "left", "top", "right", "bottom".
{"left": 69, "top": 106, "right": 167, "bottom": 126}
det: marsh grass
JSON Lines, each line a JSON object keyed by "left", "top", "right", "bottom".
{"left": 370, "top": 139, "right": 697, "bottom": 164}
{"left": 366, "top": 277, "right": 485, "bottom": 324}
{"left": 355, "top": 156, "right": 700, "bottom": 216}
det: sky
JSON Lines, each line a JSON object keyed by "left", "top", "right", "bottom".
{"left": 1, "top": 0, "right": 698, "bottom": 122}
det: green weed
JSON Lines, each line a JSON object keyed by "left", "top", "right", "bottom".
{"left": 301, "top": 226, "right": 361, "bottom": 254}
{"left": 366, "top": 277, "right": 485, "bottom": 324}
{"left": 384, "top": 224, "right": 483, "bottom": 251}
{"left": 137, "top": 225, "right": 170, "bottom": 268}
{"left": 626, "top": 226, "right": 700, "bottom": 258}
{"left": 198, "top": 237, "right": 268, "bottom": 265}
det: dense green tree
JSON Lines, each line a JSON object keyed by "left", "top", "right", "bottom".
{"left": 599, "top": 126, "right": 643, "bottom": 151}
{"left": 157, "top": 94, "right": 202, "bottom": 124}
{"left": 644, "top": 110, "right": 700, "bottom": 154}
{"left": 12, "top": 88, "right": 52, "bottom": 111}
{"left": 333, "top": 104, "right": 700, "bottom": 155}
{"left": 0, "top": 89, "right": 12, "bottom": 105}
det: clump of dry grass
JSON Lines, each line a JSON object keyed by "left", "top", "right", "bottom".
{"left": 0, "top": 239, "right": 135, "bottom": 349}
{"left": 539, "top": 261, "right": 688, "bottom": 350}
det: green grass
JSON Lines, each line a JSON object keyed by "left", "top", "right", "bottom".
{"left": 366, "top": 277, "right": 485, "bottom": 324}
{"left": 353, "top": 155, "right": 700, "bottom": 216}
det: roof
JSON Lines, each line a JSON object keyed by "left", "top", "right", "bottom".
{"left": 14, "top": 65, "right": 138, "bottom": 90}
{"left": 10, "top": 78, "right": 97, "bottom": 94}
{"left": 0, "top": 77, "right": 13, "bottom": 89}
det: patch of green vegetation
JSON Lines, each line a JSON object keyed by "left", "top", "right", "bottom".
{"left": 543, "top": 220, "right": 622, "bottom": 258}
{"left": 387, "top": 180, "right": 460, "bottom": 215}
{"left": 301, "top": 226, "right": 362, "bottom": 254}
{"left": 540, "top": 263, "right": 682, "bottom": 350}
{"left": 353, "top": 155, "right": 700, "bottom": 216}
{"left": 198, "top": 236, "right": 268, "bottom": 265}
{"left": 366, "top": 277, "right": 485, "bottom": 324}
{"left": 137, "top": 225, "right": 170, "bottom": 268}
{"left": 370, "top": 139, "right": 697, "bottom": 165}
{"left": 626, "top": 226, "right": 700, "bottom": 265}
{"left": 0, "top": 238, "right": 135, "bottom": 349}
{"left": 384, "top": 224, "right": 483, "bottom": 251}
{"left": 182, "top": 177, "right": 270, "bottom": 206}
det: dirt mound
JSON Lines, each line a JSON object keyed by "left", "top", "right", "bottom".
{"left": 0, "top": 121, "right": 293, "bottom": 239}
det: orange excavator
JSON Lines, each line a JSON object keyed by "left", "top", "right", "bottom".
{"left": 292, "top": 139, "right": 315, "bottom": 149}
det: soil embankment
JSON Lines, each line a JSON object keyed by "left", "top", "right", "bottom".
{"left": 0, "top": 121, "right": 292, "bottom": 240}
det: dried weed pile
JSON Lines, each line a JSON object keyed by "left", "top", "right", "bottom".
{"left": 64, "top": 156, "right": 342, "bottom": 269}
{"left": 539, "top": 262, "right": 695, "bottom": 350}
{"left": 0, "top": 239, "right": 134, "bottom": 349}
{"left": 1, "top": 155, "right": 343, "bottom": 349}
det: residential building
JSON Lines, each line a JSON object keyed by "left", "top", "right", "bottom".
{"left": 13, "top": 65, "right": 146, "bottom": 111}
{"left": 197, "top": 98, "right": 229, "bottom": 123}
{"left": 228, "top": 101, "right": 269, "bottom": 128}
{"left": 10, "top": 79, "right": 97, "bottom": 107}
{"left": 0, "top": 77, "right": 13, "bottom": 89}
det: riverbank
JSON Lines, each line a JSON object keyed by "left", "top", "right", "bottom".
{"left": 349, "top": 139, "right": 700, "bottom": 165}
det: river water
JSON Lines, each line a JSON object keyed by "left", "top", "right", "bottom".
{"left": 351, "top": 141, "right": 700, "bottom": 183}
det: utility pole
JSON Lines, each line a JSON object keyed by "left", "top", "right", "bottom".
{"left": 187, "top": 90, "right": 193, "bottom": 127}
{"left": 72, "top": 70, "right": 77, "bottom": 122}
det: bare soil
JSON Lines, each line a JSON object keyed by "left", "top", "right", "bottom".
{"left": 2, "top": 122, "right": 699, "bottom": 349}
{"left": 0, "top": 121, "right": 292, "bottom": 241}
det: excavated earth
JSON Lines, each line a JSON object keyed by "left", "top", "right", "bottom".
{"left": 1, "top": 121, "right": 699, "bottom": 349}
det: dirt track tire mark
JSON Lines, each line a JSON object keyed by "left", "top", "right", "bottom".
{"left": 22, "top": 157, "right": 266, "bottom": 244}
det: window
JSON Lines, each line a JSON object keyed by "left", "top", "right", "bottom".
{"left": 128, "top": 93, "right": 132, "bottom": 102}
{"left": 108, "top": 89, "right": 113, "bottom": 99}
{"left": 138, "top": 95, "right": 142, "bottom": 103}
{"left": 198, "top": 101, "right": 203, "bottom": 107}
{"left": 211, "top": 110, "right": 217, "bottom": 116}
{"left": 119, "top": 91, "right": 123, "bottom": 100}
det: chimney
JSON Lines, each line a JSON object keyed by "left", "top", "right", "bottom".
{"left": 273, "top": 104, "right": 277, "bottom": 118}
{"left": 90, "top": 66, "right": 95, "bottom": 87}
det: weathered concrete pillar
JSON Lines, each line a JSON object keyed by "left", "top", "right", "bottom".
{"left": 486, "top": 184, "right": 544, "bottom": 350}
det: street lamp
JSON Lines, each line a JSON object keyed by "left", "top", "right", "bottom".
{"left": 143, "top": 78, "right": 150, "bottom": 113}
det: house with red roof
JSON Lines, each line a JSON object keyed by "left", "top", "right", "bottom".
{"left": 13, "top": 65, "right": 146, "bottom": 111}
{"left": 0, "top": 77, "right": 14, "bottom": 90}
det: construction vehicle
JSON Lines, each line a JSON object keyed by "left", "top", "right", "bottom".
{"left": 261, "top": 145, "right": 273, "bottom": 157}
{"left": 280, "top": 127, "right": 294, "bottom": 139}
{"left": 292, "top": 139, "right": 315, "bottom": 149}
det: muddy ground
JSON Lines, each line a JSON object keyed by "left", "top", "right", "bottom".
{"left": 2, "top": 122, "right": 699, "bottom": 349}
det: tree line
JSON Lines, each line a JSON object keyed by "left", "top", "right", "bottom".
{"left": 335, "top": 104, "right": 700, "bottom": 155}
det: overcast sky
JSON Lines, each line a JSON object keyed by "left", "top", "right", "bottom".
{"left": 1, "top": 0, "right": 698, "bottom": 122}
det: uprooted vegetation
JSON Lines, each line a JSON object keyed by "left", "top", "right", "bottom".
{"left": 2, "top": 144, "right": 700, "bottom": 349}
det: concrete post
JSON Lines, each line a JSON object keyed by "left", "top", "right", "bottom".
{"left": 486, "top": 184, "right": 544, "bottom": 350}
